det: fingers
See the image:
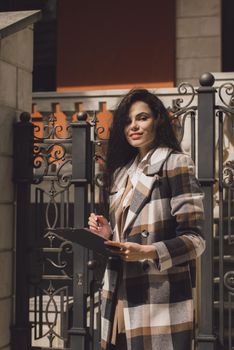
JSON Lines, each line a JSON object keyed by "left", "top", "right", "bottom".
{"left": 104, "top": 240, "right": 123, "bottom": 248}
{"left": 88, "top": 213, "right": 107, "bottom": 228}
{"left": 88, "top": 219, "right": 98, "bottom": 231}
{"left": 105, "top": 248, "right": 126, "bottom": 256}
{"left": 104, "top": 241, "right": 127, "bottom": 256}
{"left": 88, "top": 213, "right": 101, "bottom": 230}
{"left": 104, "top": 241, "right": 143, "bottom": 261}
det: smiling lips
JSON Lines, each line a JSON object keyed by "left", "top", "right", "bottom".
{"left": 129, "top": 132, "right": 143, "bottom": 139}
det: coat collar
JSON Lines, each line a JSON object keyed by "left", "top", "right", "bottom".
{"left": 146, "top": 147, "right": 172, "bottom": 175}
{"left": 110, "top": 147, "right": 173, "bottom": 237}
{"left": 122, "top": 147, "right": 172, "bottom": 234}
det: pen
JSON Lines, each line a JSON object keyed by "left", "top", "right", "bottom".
{"left": 95, "top": 214, "right": 101, "bottom": 228}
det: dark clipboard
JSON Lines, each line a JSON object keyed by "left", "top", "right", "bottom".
{"left": 55, "top": 228, "right": 120, "bottom": 257}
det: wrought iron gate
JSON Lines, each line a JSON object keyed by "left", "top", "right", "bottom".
{"left": 11, "top": 73, "right": 234, "bottom": 350}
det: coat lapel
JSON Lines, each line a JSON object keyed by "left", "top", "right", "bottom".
{"left": 122, "top": 147, "right": 172, "bottom": 235}
{"left": 109, "top": 167, "right": 129, "bottom": 209}
{"left": 109, "top": 164, "right": 131, "bottom": 239}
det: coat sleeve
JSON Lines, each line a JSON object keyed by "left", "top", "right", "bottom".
{"left": 152, "top": 153, "right": 205, "bottom": 272}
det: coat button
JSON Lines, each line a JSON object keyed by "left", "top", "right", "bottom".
{"left": 141, "top": 230, "right": 149, "bottom": 238}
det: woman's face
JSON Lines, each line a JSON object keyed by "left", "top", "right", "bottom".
{"left": 124, "top": 101, "right": 156, "bottom": 158}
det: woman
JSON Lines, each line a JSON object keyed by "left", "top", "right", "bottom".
{"left": 88, "top": 89, "right": 205, "bottom": 350}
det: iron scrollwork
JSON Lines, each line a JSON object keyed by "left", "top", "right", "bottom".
{"left": 223, "top": 161, "right": 234, "bottom": 188}
{"left": 224, "top": 272, "right": 234, "bottom": 292}
{"left": 170, "top": 82, "right": 197, "bottom": 115}
{"left": 218, "top": 82, "right": 234, "bottom": 110}
{"left": 168, "top": 82, "right": 197, "bottom": 157}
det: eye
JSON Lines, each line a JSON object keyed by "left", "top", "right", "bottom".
{"left": 138, "top": 113, "right": 150, "bottom": 121}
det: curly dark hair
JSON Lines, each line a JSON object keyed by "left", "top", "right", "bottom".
{"left": 105, "top": 88, "right": 181, "bottom": 186}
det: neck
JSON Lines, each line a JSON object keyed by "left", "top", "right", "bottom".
{"left": 138, "top": 146, "right": 154, "bottom": 161}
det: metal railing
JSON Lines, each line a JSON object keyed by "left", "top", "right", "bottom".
{"left": 11, "top": 73, "right": 234, "bottom": 350}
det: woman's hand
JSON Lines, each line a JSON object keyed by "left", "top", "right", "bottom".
{"left": 88, "top": 213, "right": 112, "bottom": 239}
{"left": 104, "top": 241, "right": 158, "bottom": 261}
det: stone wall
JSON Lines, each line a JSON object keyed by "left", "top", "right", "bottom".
{"left": 176, "top": 0, "right": 221, "bottom": 86}
{"left": 0, "top": 26, "right": 33, "bottom": 350}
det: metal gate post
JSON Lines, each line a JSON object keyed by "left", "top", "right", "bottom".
{"left": 69, "top": 113, "right": 92, "bottom": 350}
{"left": 11, "top": 112, "right": 34, "bottom": 350}
{"left": 197, "top": 73, "right": 217, "bottom": 350}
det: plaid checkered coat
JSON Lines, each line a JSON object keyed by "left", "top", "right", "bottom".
{"left": 101, "top": 147, "right": 205, "bottom": 350}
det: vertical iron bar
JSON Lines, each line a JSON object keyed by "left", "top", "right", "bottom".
{"left": 61, "top": 290, "right": 64, "bottom": 338}
{"left": 65, "top": 287, "right": 69, "bottom": 347}
{"left": 34, "top": 287, "right": 37, "bottom": 340}
{"left": 39, "top": 288, "right": 43, "bottom": 339}
{"left": 69, "top": 114, "right": 92, "bottom": 350}
{"left": 97, "top": 287, "right": 102, "bottom": 344}
{"left": 191, "top": 111, "right": 196, "bottom": 162}
{"left": 66, "top": 189, "right": 69, "bottom": 228}
{"left": 89, "top": 281, "right": 95, "bottom": 350}
{"left": 60, "top": 191, "right": 65, "bottom": 228}
{"left": 89, "top": 126, "right": 96, "bottom": 350}
{"left": 218, "top": 111, "right": 224, "bottom": 346}
{"left": 228, "top": 188, "right": 232, "bottom": 244}
{"left": 197, "top": 73, "right": 217, "bottom": 350}
{"left": 11, "top": 112, "right": 34, "bottom": 350}
{"left": 228, "top": 293, "right": 231, "bottom": 350}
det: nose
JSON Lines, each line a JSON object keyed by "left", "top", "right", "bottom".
{"left": 129, "top": 118, "right": 138, "bottom": 130}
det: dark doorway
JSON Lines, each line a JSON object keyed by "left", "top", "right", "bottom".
{"left": 222, "top": 0, "right": 234, "bottom": 71}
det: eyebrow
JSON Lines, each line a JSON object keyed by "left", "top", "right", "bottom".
{"left": 135, "top": 112, "right": 151, "bottom": 118}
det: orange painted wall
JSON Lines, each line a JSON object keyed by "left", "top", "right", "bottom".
{"left": 57, "top": 1, "right": 175, "bottom": 91}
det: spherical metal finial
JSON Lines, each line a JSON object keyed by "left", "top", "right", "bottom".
{"left": 87, "top": 259, "right": 98, "bottom": 270}
{"left": 77, "top": 112, "right": 88, "bottom": 121}
{"left": 20, "top": 111, "right": 31, "bottom": 123}
{"left": 199, "top": 72, "right": 215, "bottom": 87}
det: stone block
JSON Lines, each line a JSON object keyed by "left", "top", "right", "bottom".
{"left": 0, "top": 251, "right": 12, "bottom": 299}
{"left": 0, "top": 156, "right": 14, "bottom": 203}
{"left": 177, "top": 16, "right": 221, "bottom": 38}
{"left": 0, "top": 105, "right": 16, "bottom": 156}
{"left": 177, "top": 37, "right": 221, "bottom": 58}
{"left": 0, "top": 60, "right": 17, "bottom": 108}
{"left": 176, "top": 57, "right": 221, "bottom": 80}
{"left": 177, "top": 0, "right": 220, "bottom": 18}
{"left": 0, "top": 204, "right": 14, "bottom": 250}
{"left": 17, "top": 68, "right": 32, "bottom": 112}
{"left": 176, "top": 77, "right": 198, "bottom": 87}
{"left": 0, "top": 298, "right": 12, "bottom": 348}
{"left": 0, "top": 27, "right": 34, "bottom": 71}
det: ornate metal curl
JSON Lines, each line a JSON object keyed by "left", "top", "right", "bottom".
{"left": 33, "top": 143, "right": 68, "bottom": 184}
{"left": 34, "top": 143, "right": 66, "bottom": 165}
{"left": 45, "top": 240, "right": 73, "bottom": 279}
{"left": 58, "top": 241, "right": 73, "bottom": 279}
{"left": 33, "top": 112, "right": 72, "bottom": 141}
{"left": 218, "top": 83, "right": 234, "bottom": 109}
{"left": 89, "top": 110, "right": 98, "bottom": 126}
{"left": 33, "top": 124, "right": 41, "bottom": 135}
{"left": 95, "top": 173, "right": 106, "bottom": 188}
{"left": 223, "top": 161, "right": 234, "bottom": 188}
{"left": 46, "top": 258, "right": 67, "bottom": 270}
{"left": 45, "top": 198, "right": 58, "bottom": 229}
{"left": 170, "top": 109, "right": 196, "bottom": 144}
{"left": 94, "top": 154, "right": 106, "bottom": 164}
{"left": 42, "top": 282, "right": 70, "bottom": 343}
{"left": 57, "top": 159, "right": 72, "bottom": 188}
{"left": 224, "top": 271, "right": 234, "bottom": 292}
{"left": 65, "top": 124, "right": 72, "bottom": 139}
{"left": 169, "top": 82, "right": 196, "bottom": 116}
